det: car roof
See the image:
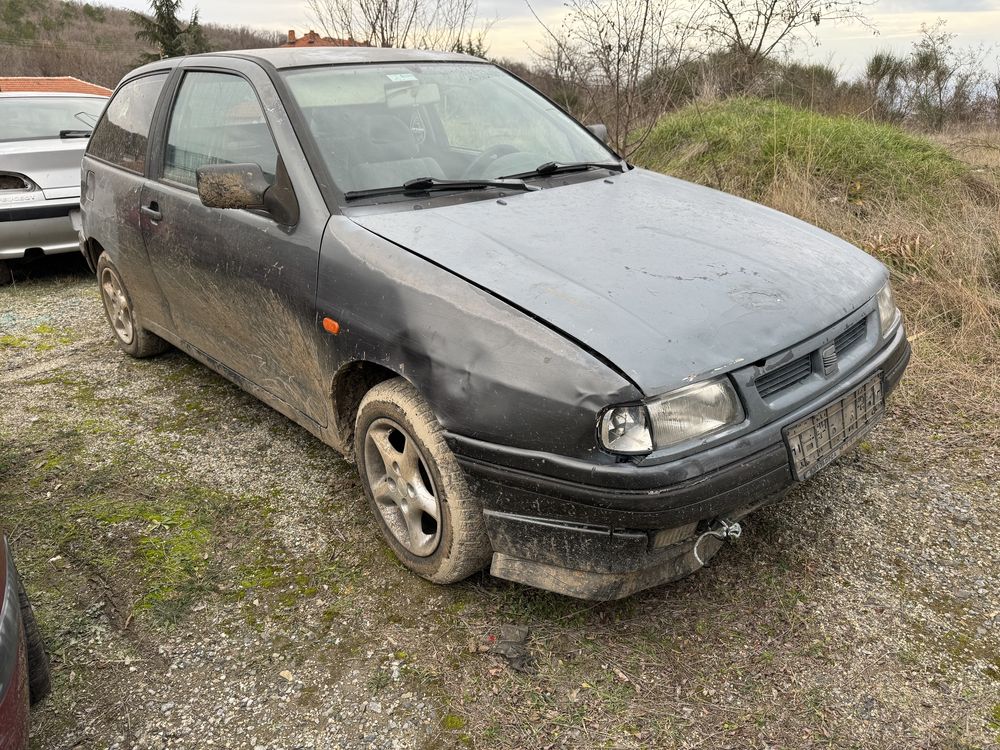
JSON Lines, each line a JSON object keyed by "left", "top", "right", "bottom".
{"left": 125, "top": 46, "right": 485, "bottom": 80}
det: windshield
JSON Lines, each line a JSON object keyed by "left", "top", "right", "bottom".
{"left": 282, "top": 63, "right": 616, "bottom": 196}
{"left": 0, "top": 96, "right": 107, "bottom": 142}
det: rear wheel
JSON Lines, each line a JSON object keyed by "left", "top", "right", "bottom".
{"left": 355, "top": 378, "right": 492, "bottom": 584}
{"left": 0, "top": 260, "right": 12, "bottom": 286}
{"left": 97, "top": 254, "right": 168, "bottom": 358}
{"left": 16, "top": 577, "right": 50, "bottom": 705}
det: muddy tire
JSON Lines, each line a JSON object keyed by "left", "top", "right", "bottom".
{"left": 97, "top": 254, "right": 169, "bottom": 358}
{"left": 0, "top": 260, "right": 12, "bottom": 286}
{"left": 355, "top": 377, "right": 492, "bottom": 584}
{"left": 16, "top": 576, "right": 50, "bottom": 705}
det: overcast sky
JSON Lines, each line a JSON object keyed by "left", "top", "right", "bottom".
{"left": 112, "top": 0, "right": 1000, "bottom": 76}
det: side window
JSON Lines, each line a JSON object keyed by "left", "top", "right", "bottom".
{"left": 163, "top": 71, "right": 278, "bottom": 188}
{"left": 87, "top": 74, "right": 167, "bottom": 173}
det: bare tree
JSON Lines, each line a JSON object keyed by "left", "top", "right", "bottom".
{"left": 864, "top": 21, "right": 990, "bottom": 130}
{"left": 531, "top": 0, "right": 701, "bottom": 157}
{"left": 304, "top": 0, "right": 489, "bottom": 50}
{"left": 907, "top": 20, "right": 985, "bottom": 130}
{"left": 700, "top": 0, "right": 872, "bottom": 81}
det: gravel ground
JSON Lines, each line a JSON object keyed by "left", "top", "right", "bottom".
{"left": 1, "top": 256, "right": 997, "bottom": 750}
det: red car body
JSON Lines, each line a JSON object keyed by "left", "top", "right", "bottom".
{"left": 0, "top": 537, "right": 30, "bottom": 750}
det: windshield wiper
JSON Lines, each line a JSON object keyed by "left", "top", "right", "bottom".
{"left": 344, "top": 176, "right": 538, "bottom": 201}
{"left": 59, "top": 129, "right": 92, "bottom": 139}
{"left": 500, "top": 161, "right": 625, "bottom": 180}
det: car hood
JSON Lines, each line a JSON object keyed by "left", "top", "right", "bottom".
{"left": 349, "top": 168, "right": 886, "bottom": 394}
{"left": 0, "top": 138, "right": 87, "bottom": 198}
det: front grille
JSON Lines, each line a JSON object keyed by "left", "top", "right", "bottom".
{"left": 834, "top": 318, "right": 867, "bottom": 354}
{"left": 821, "top": 346, "right": 838, "bottom": 374}
{"left": 756, "top": 316, "right": 870, "bottom": 400}
{"left": 756, "top": 355, "right": 812, "bottom": 398}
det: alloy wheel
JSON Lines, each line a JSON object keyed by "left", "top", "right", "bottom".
{"left": 363, "top": 418, "right": 441, "bottom": 557}
{"left": 100, "top": 266, "right": 134, "bottom": 345}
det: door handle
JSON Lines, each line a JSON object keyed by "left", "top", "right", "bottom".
{"left": 140, "top": 203, "right": 162, "bottom": 221}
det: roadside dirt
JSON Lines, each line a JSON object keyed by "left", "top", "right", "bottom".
{"left": 1, "top": 257, "right": 997, "bottom": 749}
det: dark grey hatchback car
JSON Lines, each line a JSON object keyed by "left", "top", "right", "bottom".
{"left": 80, "top": 48, "right": 910, "bottom": 600}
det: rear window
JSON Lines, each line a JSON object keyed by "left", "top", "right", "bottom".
{"left": 88, "top": 74, "right": 167, "bottom": 174}
{"left": 0, "top": 96, "right": 107, "bottom": 142}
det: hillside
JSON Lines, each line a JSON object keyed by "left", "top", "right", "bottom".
{"left": 0, "top": 0, "right": 282, "bottom": 88}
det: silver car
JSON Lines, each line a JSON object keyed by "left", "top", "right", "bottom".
{"left": 0, "top": 92, "right": 107, "bottom": 275}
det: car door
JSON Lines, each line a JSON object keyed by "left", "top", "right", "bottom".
{"left": 139, "top": 60, "right": 331, "bottom": 426}
{"left": 82, "top": 71, "right": 173, "bottom": 330}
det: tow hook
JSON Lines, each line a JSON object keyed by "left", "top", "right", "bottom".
{"left": 693, "top": 518, "right": 743, "bottom": 566}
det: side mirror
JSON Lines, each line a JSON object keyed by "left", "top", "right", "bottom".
{"left": 587, "top": 123, "right": 608, "bottom": 144}
{"left": 196, "top": 160, "right": 299, "bottom": 226}
{"left": 197, "top": 163, "right": 268, "bottom": 211}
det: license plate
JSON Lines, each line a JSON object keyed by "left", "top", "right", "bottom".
{"left": 784, "top": 374, "right": 884, "bottom": 481}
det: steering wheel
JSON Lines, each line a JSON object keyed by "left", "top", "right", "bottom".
{"left": 462, "top": 143, "right": 521, "bottom": 179}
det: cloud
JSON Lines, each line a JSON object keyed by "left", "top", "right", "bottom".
{"left": 874, "top": 0, "right": 999, "bottom": 11}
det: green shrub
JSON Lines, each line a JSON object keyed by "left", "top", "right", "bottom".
{"left": 634, "top": 97, "right": 965, "bottom": 204}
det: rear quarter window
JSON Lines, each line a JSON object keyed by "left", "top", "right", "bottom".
{"left": 87, "top": 74, "right": 167, "bottom": 174}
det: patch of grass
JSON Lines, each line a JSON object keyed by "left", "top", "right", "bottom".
{"left": 232, "top": 551, "right": 361, "bottom": 626}
{"left": 440, "top": 714, "right": 466, "bottom": 731}
{"left": 0, "top": 334, "right": 28, "bottom": 348}
{"left": 635, "top": 97, "right": 966, "bottom": 204}
{"left": 30, "top": 322, "right": 75, "bottom": 350}
{"left": 71, "top": 487, "right": 228, "bottom": 624}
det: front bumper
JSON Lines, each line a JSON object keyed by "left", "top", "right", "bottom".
{"left": 449, "top": 326, "right": 911, "bottom": 599}
{"left": 0, "top": 199, "right": 80, "bottom": 259}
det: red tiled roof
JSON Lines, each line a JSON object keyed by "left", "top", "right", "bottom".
{"left": 0, "top": 76, "right": 112, "bottom": 96}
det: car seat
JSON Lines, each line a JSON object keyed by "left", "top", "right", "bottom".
{"left": 350, "top": 114, "right": 444, "bottom": 190}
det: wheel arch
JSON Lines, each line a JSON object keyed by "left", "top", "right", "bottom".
{"left": 82, "top": 237, "right": 105, "bottom": 274}
{"left": 331, "top": 360, "right": 404, "bottom": 458}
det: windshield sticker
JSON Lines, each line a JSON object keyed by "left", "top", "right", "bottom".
{"left": 386, "top": 73, "right": 417, "bottom": 82}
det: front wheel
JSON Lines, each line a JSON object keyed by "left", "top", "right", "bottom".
{"left": 354, "top": 378, "right": 492, "bottom": 584}
{"left": 97, "top": 254, "right": 168, "bottom": 358}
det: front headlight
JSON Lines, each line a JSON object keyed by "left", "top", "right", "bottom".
{"left": 599, "top": 378, "right": 744, "bottom": 454}
{"left": 877, "top": 280, "right": 900, "bottom": 338}
{"left": 647, "top": 379, "right": 744, "bottom": 449}
{"left": 598, "top": 405, "right": 653, "bottom": 454}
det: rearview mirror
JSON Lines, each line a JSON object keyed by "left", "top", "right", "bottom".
{"left": 196, "top": 163, "right": 269, "bottom": 211}
{"left": 587, "top": 123, "right": 608, "bottom": 144}
{"left": 196, "top": 160, "right": 299, "bottom": 226}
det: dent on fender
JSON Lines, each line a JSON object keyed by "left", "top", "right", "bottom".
{"left": 316, "top": 217, "right": 640, "bottom": 458}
